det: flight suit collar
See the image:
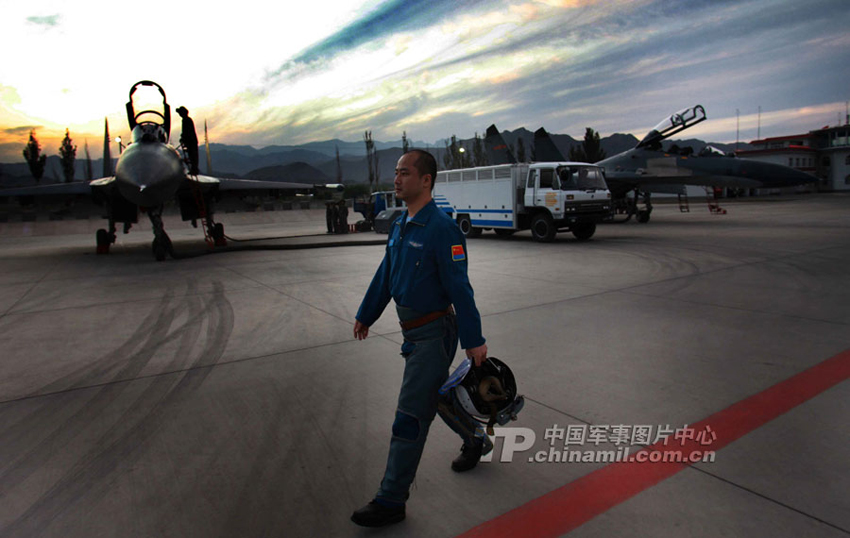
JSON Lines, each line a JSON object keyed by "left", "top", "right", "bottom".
{"left": 404, "top": 198, "right": 437, "bottom": 227}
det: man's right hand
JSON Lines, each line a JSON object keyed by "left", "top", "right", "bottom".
{"left": 353, "top": 320, "right": 370, "bottom": 340}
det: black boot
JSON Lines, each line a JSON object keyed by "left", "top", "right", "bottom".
{"left": 351, "top": 500, "right": 406, "bottom": 527}
{"left": 452, "top": 439, "right": 490, "bottom": 473}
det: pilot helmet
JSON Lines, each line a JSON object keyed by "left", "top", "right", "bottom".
{"left": 452, "top": 357, "right": 524, "bottom": 433}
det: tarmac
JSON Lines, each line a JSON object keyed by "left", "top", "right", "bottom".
{"left": 0, "top": 193, "right": 848, "bottom": 537}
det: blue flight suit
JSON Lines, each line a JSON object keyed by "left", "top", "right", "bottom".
{"left": 356, "top": 198, "right": 486, "bottom": 504}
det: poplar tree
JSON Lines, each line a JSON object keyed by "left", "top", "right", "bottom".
{"left": 472, "top": 132, "right": 488, "bottom": 167}
{"left": 84, "top": 139, "right": 94, "bottom": 180}
{"left": 22, "top": 130, "right": 47, "bottom": 183}
{"left": 364, "top": 131, "right": 375, "bottom": 192}
{"left": 59, "top": 128, "right": 77, "bottom": 182}
{"left": 103, "top": 118, "right": 113, "bottom": 176}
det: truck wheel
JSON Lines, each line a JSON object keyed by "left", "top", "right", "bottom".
{"left": 530, "top": 213, "right": 556, "bottom": 242}
{"left": 494, "top": 229, "right": 516, "bottom": 237}
{"left": 572, "top": 222, "right": 596, "bottom": 241}
{"left": 457, "top": 215, "right": 481, "bottom": 238}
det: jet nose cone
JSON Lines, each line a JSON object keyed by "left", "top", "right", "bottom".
{"left": 764, "top": 162, "right": 819, "bottom": 187}
{"left": 115, "top": 142, "right": 185, "bottom": 206}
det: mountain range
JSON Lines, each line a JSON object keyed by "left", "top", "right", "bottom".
{"left": 0, "top": 129, "right": 752, "bottom": 187}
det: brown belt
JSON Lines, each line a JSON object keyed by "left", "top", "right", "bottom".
{"left": 399, "top": 306, "right": 454, "bottom": 331}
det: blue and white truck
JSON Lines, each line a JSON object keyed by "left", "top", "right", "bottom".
{"left": 434, "top": 162, "right": 611, "bottom": 242}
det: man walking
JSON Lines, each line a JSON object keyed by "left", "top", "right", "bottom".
{"left": 351, "top": 149, "right": 489, "bottom": 527}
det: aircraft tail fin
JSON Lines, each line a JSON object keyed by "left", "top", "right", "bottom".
{"left": 484, "top": 124, "right": 516, "bottom": 165}
{"left": 533, "top": 127, "right": 566, "bottom": 161}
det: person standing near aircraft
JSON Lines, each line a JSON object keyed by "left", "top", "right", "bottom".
{"left": 351, "top": 149, "right": 489, "bottom": 527}
{"left": 325, "top": 201, "right": 335, "bottom": 233}
{"left": 176, "top": 106, "right": 199, "bottom": 176}
{"left": 337, "top": 198, "right": 349, "bottom": 234}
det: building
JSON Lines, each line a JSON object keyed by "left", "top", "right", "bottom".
{"left": 809, "top": 124, "right": 850, "bottom": 192}
{"left": 738, "top": 121, "right": 850, "bottom": 192}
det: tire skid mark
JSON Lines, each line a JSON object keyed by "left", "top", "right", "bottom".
{"left": 0, "top": 281, "right": 234, "bottom": 537}
{"left": 0, "top": 289, "right": 183, "bottom": 492}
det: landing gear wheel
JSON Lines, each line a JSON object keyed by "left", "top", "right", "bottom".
{"left": 212, "top": 222, "right": 226, "bottom": 247}
{"left": 572, "top": 222, "right": 596, "bottom": 241}
{"left": 96, "top": 229, "right": 111, "bottom": 254}
{"left": 530, "top": 213, "right": 556, "bottom": 243}
{"left": 637, "top": 210, "right": 651, "bottom": 223}
{"left": 457, "top": 215, "right": 481, "bottom": 238}
{"left": 494, "top": 228, "right": 516, "bottom": 237}
{"left": 152, "top": 235, "right": 171, "bottom": 261}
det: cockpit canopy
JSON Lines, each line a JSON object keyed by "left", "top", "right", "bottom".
{"left": 637, "top": 105, "right": 707, "bottom": 149}
{"left": 698, "top": 145, "right": 728, "bottom": 157}
{"left": 126, "top": 80, "right": 171, "bottom": 143}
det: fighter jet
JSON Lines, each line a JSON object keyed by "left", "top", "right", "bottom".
{"left": 493, "top": 106, "right": 817, "bottom": 223}
{"left": 2, "top": 80, "right": 322, "bottom": 260}
{"left": 595, "top": 105, "right": 818, "bottom": 222}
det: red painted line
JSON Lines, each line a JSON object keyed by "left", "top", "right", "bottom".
{"left": 456, "top": 349, "right": 850, "bottom": 538}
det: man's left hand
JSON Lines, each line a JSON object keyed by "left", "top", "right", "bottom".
{"left": 466, "top": 344, "right": 488, "bottom": 367}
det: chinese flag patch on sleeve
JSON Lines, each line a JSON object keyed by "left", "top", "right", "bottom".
{"left": 451, "top": 244, "right": 466, "bottom": 262}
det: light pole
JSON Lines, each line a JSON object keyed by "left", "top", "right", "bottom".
{"left": 115, "top": 136, "right": 125, "bottom": 154}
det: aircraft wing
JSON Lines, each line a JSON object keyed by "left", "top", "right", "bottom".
{"left": 601, "top": 150, "right": 817, "bottom": 196}
{"left": 0, "top": 180, "right": 95, "bottom": 197}
{"left": 198, "top": 175, "right": 318, "bottom": 192}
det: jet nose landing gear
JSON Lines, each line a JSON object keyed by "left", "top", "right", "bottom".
{"left": 147, "top": 205, "right": 174, "bottom": 261}
{"left": 152, "top": 234, "right": 173, "bottom": 261}
{"left": 96, "top": 223, "right": 117, "bottom": 254}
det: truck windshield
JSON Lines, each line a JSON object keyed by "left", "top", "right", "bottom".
{"left": 557, "top": 166, "right": 607, "bottom": 191}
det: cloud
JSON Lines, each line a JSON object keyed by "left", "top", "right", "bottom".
{"left": 25, "top": 14, "right": 60, "bottom": 27}
{"left": 4, "top": 126, "right": 43, "bottom": 135}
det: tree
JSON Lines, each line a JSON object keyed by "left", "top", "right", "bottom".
{"left": 442, "top": 137, "right": 454, "bottom": 169}
{"left": 102, "top": 118, "right": 113, "bottom": 177}
{"left": 22, "top": 130, "right": 47, "bottom": 183}
{"left": 516, "top": 137, "right": 527, "bottom": 163}
{"left": 364, "top": 130, "right": 375, "bottom": 192}
{"left": 472, "top": 132, "right": 488, "bottom": 167}
{"left": 59, "top": 128, "right": 77, "bottom": 183}
{"left": 443, "top": 135, "right": 470, "bottom": 170}
{"left": 363, "top": 131, "right": 380, "bottom": 192}
{"left": 84, "top": 139, "right": 93, "bottom": 180}
{"left": 373, "top": 142, "right": 380, "bottom": 186}
{"left": 569, "top": 127, "right": 607, "bottom": 163}
{"left": 335, "top": 145, "right": 343, "bottom": 183}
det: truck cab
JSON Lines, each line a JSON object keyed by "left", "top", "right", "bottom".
{"left": 522, "top": 162, "right": 610, "bottom": 241}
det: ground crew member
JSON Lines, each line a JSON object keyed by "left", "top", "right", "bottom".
{"left": 176, "top": 106, "right": 199, "bottom": 176}
{"left": 351, "top": 149, "right": 489, "bottom": 528}
{"left": 337, "top": 199, "right": 349, "bottom": 234}
{"left": 325, "top": 201, "right": 335, "bottom": 233}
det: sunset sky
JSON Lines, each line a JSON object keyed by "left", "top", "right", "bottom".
{"left": 1, "top": 0, "right": 848, "bottom": 162}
